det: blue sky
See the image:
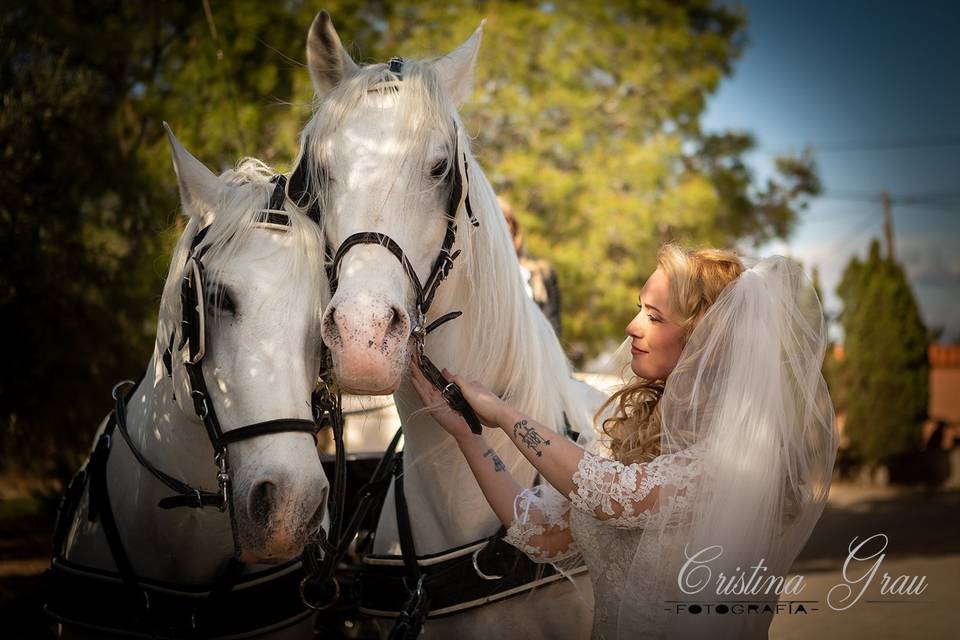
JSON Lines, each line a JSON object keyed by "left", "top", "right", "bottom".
{"left": 701, "top": 0, "right": 959, "bottom": 341}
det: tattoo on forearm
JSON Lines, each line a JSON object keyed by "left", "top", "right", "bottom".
{"left": 512, "top": 418, "right": 551, "bottom": 457}
{"left": 482, "top": 448, "right": 506, "bottom": 472}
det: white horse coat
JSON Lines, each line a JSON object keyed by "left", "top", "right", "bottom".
{"left": 293, "top": 12, "right": 607, "bottom": 639}
{"left": 58, "top": 128, "right": 329, "bottom": 639}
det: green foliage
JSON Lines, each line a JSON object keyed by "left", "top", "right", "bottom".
{"left": 0, "top": 0, "right": 323, "bottom": 474}
{"left": 2, "top": 0, "right": 818, "bottom": 473}
{"left": 835, "top": 239, "right": 929, "bottom": 465}
{"left": 392, "top": 0, "right": 819, "bottom": 360}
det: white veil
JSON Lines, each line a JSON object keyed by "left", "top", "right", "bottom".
{"left": 616, "top": 256, "right": 839, "bottom": 639}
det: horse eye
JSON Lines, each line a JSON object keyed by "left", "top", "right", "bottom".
{"left": 207, "top": 286, "right": 237, "bottom": 316}
{"left": 429, "top": 159, "right": 449, "bottom": 180}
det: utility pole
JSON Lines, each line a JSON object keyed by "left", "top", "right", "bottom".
{"left": 881, "top": 189, "right": 895, "bottom": 262}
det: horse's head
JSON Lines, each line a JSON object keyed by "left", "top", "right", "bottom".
{"left": 163, "top": 126, "right": 328, "bottom": 563}
{"left": 288, "top": 11, "right": 484, "bottom": 395}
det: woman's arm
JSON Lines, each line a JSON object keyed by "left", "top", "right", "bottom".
{"left": 488, "top": 405, "right": 586, "bottom": 498}
{"left": 441, "top": 369, "right": 702, "bottom": 527}
{"left": 454, "top": 432, "right": 524, "bottom": 527}
{"left": 409, "top": 360, "right": 578, "bottom": 560}
{"left": 456, "top": 432, "right": 579, "bottom": 560}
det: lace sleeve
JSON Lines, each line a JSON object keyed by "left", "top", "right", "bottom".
{"left": 569, "top": 448, "right": 702, "bottom": 529}
{"left": 503, "top": 483, "right": 579, "bottom": 563}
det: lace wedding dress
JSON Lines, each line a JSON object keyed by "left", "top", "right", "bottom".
{"left": 503, "top": 433, "right": 702, "bottom": 640}
{"left": 501, "top": 257, "right": 837, "bottom": 640}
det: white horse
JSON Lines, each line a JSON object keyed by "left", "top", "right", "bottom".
{"left": 53, "top": 127, "right": 329, "bottom": 639}
{"left": 291, "top": 12, "right": 606, "bottom": 638}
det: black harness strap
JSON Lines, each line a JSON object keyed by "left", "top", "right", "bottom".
{"left": 298, "top": 383, "right": 347, "bottom": 610}
{"left": 388, "top": 453, "right": 430, "bottom": 640}
{"left": 88, "top": 408, "right": 146, "bottom": 612}
{"left": 44, "top": 555, "right": 313, "bottom": 639}
{"left": 218, "top": 418, "right": 319, "bottom": 446}
{"left": 301, "top": 423, "right": 402, "bottom": 611}
{"left": 110, "top": 380, "right": 222, "bottom": 510}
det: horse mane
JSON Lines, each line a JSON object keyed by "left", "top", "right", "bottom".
{"left": 155, "top": 158, "right": 326, "bottom": 355}
{"left": 456, "top": 166, "right": 580, "bottom": 434}
{"left": 298, "top": 60, "right": 580, "bottom": 435}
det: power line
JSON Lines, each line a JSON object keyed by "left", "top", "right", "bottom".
{"left": 761, "top": 134, "right": 960, "bottom": 154}
{"left": 895, "top": 203, "right": 960, "bottom": 216}
{"left": 818, "top": 189, "right": 960, "bottom": 204}
{"left": 810, "top": 215, "right": 885, "bottom": 276}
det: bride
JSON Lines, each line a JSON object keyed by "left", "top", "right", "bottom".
{"left": 409, "top": 244, "right": 838, "bottom": 639}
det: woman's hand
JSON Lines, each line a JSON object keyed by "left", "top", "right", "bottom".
{"left": 408, "top": 357, "right": 510, "bottom": 441}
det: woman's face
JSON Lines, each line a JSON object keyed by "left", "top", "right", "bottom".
{"left": 626, "top": 267, "right": 685, "bottom": 380}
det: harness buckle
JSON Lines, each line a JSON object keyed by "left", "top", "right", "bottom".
{"left": 191, "top": 390, "right": 210, "bottom": 421}
{"left": 299, "top": 575, "right": 341, "bottom": 611}
{"left": 441, "top": 382, "right": 458, "bottom": 403}
{"left": 472, "top": 545, "right": 504, "bottom": 581}
{"left": 111, "top": 380, "right": 137, "bottom": 401}
{"left": 437, "top": 250, "right": 456, "bottom": 280}
{"left": 215, "top": 452, "right": 229, "bottom": 512}
{"left": 412, "top": 308, "right": 427, "bottom": 351}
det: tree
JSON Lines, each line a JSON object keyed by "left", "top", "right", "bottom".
{"left": 0, "top": 1, "right": 325, "bottom": 474}
{"left": 835, "top": 239, "right": 929, "bottom": 466}
{"left": 2, "top": 0, "right": 818, "bottom": 472}
{"left": 392, "top": 0, "right": 820, "bottom": 360}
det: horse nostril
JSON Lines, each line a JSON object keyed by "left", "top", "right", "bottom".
{"left": 388, "top": 306, "right": 407, "bottom": 336}
{"left": 321, "top": 305, "right": 340, "bottom": 346}
{"left": 249, "top": 480, "right": 278, "bottom": 525}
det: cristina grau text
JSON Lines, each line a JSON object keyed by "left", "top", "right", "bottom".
{"left": 676, "top": 533, "right": 927, "bottom": 612}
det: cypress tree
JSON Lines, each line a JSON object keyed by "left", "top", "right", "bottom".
{"left": 836, "top": 239, "right": 929, "bottom": 466}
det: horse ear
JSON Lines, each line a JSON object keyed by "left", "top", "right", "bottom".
{"left": 163, "top": 122, "right": 221, "bottom": 223}
{"left": 307, "top": 11, "right": 358, "bottom": 96}
{"left": 432, "top": 20, "right": 485, "bottom": 105}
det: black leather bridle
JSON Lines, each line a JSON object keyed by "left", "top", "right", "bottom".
{"left": 150, "top": 174, "right": 324, "bottom": 521}
{"left": 289, "top": 58, "right": 488, "bottom": 631}
{"left": 288, "top": 57, "right": 484, "bottom": 436}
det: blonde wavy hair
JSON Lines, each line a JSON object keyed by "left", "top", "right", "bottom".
{"left": 596, "top": 244, "right": 745, "bottom": 465}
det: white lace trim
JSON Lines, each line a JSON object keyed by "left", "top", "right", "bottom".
{"left": 569, "top": 449, "right": 702, "bottom": 528}
{"left": 502, "top": 485, "right": 580, "bottom": 562}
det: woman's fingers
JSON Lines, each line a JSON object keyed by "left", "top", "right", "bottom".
{"left": 409, "top": 364, "right": 433, "bottom": 404}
